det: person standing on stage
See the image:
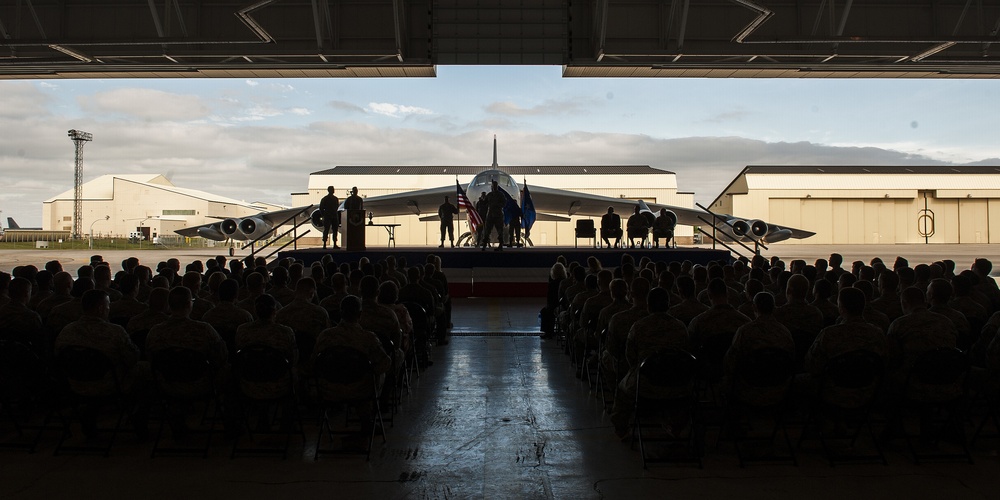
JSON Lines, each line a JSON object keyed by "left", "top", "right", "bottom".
{"left": 480, "top": 180, "right": 506, "bottom": 251}
{"left": 438, "top": 196, "right": 459, "bottom": 248}
{"left": 319, "top": 186, "right": 340, "bottom": 249}
{"left": 508, "top": 202, "right": 523, "bottom": 247}
{"left": 344, "top": 186, "right": 364, "bottom": 210}
{"left": 475, "top": 192, "right": 488, "bottom": 246}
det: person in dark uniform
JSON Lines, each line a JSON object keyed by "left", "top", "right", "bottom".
{"left": 508, "top": 202, "right": 522, "bottom": 247}
{"left": 626, "top": 206, "right": 649, "bottom": 248}
{"left": 438, "top": 196, "right": 459, "bottom": 248}
{"left": 319, "top": 185, "right": 340, "bottom": 249}
{"left": 600, "top": 207, "right": 622, "bottom": 248}
{"left": 651, "top": 208, "right": 676, "bottom": 249}
{"left": 475, "top": 192, "right": 488, "bottom": 246}
{"left": 480, "top": 180, "right": 506, "bottom": 251}
{"left": 344, "top": 186, "right": 363, "bottom": 210}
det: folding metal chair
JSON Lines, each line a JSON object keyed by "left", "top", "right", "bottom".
{"left": 312, "top": 346, "right": 386, "bottom": 461}
{"left": 149, "top": 347, "right": 222, "bottom": 458}
{"left": 631, "top": 349, "right": 703, "bottom": 469}
{"left": 800, "top": 349, "right": 887, "bottom": 466}
{"left": 53, "top": 346, "right": 129, "bottom": 457}
{"left": 723, "top": 347, "right": 798, "bottom": 467}
{"left": 230, "top": 345, "right": 303, "bottom": 459}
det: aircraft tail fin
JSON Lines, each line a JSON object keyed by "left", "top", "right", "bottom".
{"left": 6, "top": 217, "right": 19, "bottom": 229}
{"left": 492, "top": 135, "right": 498, "bottom": 168}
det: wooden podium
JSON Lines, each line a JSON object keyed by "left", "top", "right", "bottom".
{"left": 345, "top": 209, "right": 366, "bottom": 251}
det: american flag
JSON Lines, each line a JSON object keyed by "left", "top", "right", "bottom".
{"left": 456, "top": 180, "right": 483, "bottom": 232}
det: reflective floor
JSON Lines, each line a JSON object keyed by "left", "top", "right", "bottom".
{"left": 1, "top": 299, "right": 998, "bottom": 499}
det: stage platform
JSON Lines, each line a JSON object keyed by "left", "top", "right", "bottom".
{"left": 279, "top": 245, "right": 731, "bottom": 298}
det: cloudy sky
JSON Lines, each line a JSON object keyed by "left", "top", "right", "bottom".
{"left": 1, "top": 66, "right": 998, "bottom": 227}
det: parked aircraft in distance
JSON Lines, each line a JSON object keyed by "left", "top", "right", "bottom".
{"left": 175, "top": 138, "right": 814, "bottom": 244}
{"left": 6, "top": 217, "right": 42, "bottom": 231}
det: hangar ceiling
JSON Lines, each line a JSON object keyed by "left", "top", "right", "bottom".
{"left": 1, "top": 1, "right": 999, "bottom": 79}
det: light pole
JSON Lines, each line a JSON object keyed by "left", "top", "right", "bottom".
{"left": 89, "top": 215, "right": 109, "bottom": 250}
{"left": 68, "top": 129, "right": 93, "bottom": 240}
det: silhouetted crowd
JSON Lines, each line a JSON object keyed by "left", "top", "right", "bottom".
{"left": 544, "top": 252, "right": 1000, "bottom": 464}
{"left": 0, "top": 253, "right": 451, "bottom": 456}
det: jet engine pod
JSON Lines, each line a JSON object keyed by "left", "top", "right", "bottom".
{"left": 220, "top": 218, "right": 246, "bottom": 240}
{"left": 196, "top": 226, "right": 227, "bottom": 241}
{"left": 310, "top": 209, "right": 326, "bottom": 232}
{"left": 238, "top": 217, "right": 272, "bottom": 240}
{"left": 749, "top": 220, "right": 769, "bottom": 239}
{"left": 730, "top": 219, "right": 751, "bottom": 239}
{"left": 641, "top": 211, "right": 656, "bottom": 227}
{"left": 662, "top": 210, "right": 678, "bottom": 228}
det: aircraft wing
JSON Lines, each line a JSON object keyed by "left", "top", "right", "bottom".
{"left": 526, "top": 184, "right": 814, "bottom": 241}
{"left": 417, "top": 212, "right": 569, "bottom": 223}
{"left": 175, "top": 205, "right": 314, "bottom": 241}
{"left": 363, "top": 185, "right": 457, "bottom": 218}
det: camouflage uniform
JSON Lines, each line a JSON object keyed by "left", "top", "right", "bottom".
{"left": 275, "top": 297, "right": 331, "bottom": 362}
{"left": 108, "top": 296, "right": 147, "bottom": 323}
{"left": 360, "top": 299, "right": 403, "bottom": 371}
{"left": 234, "top": 321, "right": 298, "bottom": 399}
{"left": 775, "top": 301, "right": 824, "bottom": 364}
{"left": 862, "top": 305, "right": 891, "bottom": 333}
{"left": 723, "top": 316, "right": 795, "bottom": 405}
{"left": 600, "top": 306, "right": 649, "bottom": 386}
{"left": 201, "top": 301, "right": 254, "bottom": 337}
{"left": 804, "top": 318, "right": 887, "bottom": 407}
{"left": 46, "top": 299, "right": 84, "bottom": 338}
{"left": 35, "top": 292, "right": 71, "bottom": 321}
{"left": 55, "top": 316, "right": 144, "bottom": 396}
{"left": 871, "top": 293, "right": 904, "bottom": 323}
{"left": 318, "top": 291, "right": 351, "bottom": 321}
{"left": 575, "top": 291, "right": 613, "bottom": 355}
{"left": 929, "top": 303, "right": 972, "bottom": 349}
{"left": 126, "top": 310, "right": 169, "bottom": 336}
{"left": 146, "top": 316, "right": 229, "bottom": 394}
{"left": 309, "top": 322, "right": 391, "bottom": 399}
{"left": 610, "top": 311, "right": 689, "bottom": 433}
{"left": 688, "top": 304, "right": 750, "bottom": 352}
{"left": 667, "top": 298, "right": 709, "bottom": 326}
{"left": 0, "top": 302, "right": 46, "bottom": 354}
{"left": 885, "top": 309, "right": 958, "bottom": 400}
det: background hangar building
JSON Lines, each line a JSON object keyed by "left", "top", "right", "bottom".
{"left": 295, "top": 165, "right": 695, "bottom": 247}
{"left": 713, "top": 166, "right": 1000, "bottom": 246}
{"left": 42, "top": 174, "right": 276, "bottom": 243}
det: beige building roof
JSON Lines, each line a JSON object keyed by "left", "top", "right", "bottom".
{"left": 46, "top": 174, "right": 261, "bottom": 209}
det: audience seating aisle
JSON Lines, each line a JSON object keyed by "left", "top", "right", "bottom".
{"left": 1, "top": 249, "right": 1000, "bottom": 498}
{"left": 545, "top": 250, "right": 1000, "bottom": 468}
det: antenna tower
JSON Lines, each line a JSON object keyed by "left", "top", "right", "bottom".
{"left": 67, "top": 129, "right": 93, "bottom": 240}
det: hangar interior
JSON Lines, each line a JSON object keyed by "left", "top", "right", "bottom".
{"left": 296, "top": 165, "right": 695, "bottom": 247}
{"left": 712, "top": 165, "right": 1000, "bottom": 245}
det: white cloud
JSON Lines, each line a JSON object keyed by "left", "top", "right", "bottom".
{"left": 485, "top": 98, "right": 595, "bottom": 117}
{"left": 0, "top": 83, "right": 53, "bottom": 119}
{"left": 245, "top": 80, "right": 259, "bottom": 87}
{"left": 78, "top": 88, "right": 210, "bottom": 121}
{"left": 289, "top": 107, "right": 311, "bottom": 116}
{"left": 329, "top": 100, "right": 366, "bottom": 114}
{"left": 366, "top": 102, "right": 433, "bottom": 118}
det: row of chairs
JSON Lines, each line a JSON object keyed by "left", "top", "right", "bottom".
{"left": 556, "top": 316, "right": 996, "bottom": 468}
{"left": 1, "top": 304, "right": 439, "bottom": 460}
